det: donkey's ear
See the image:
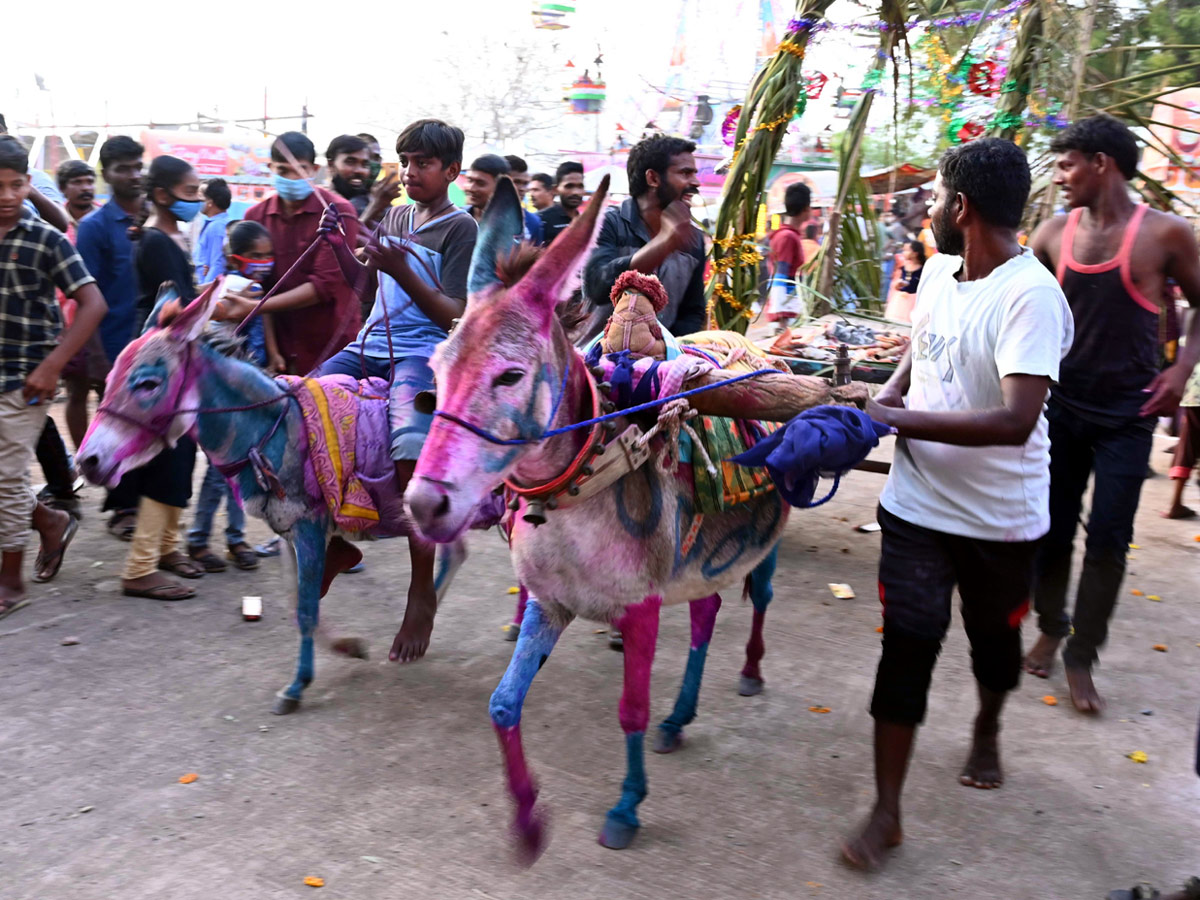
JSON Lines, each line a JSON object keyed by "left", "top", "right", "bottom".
{"left": 467, "top": 175, "right": 525, "bottom": 295}
{"left": 513, "top": 174, "right": 610, "bottom": 311}
{"left": 167, "top": 279, "right": 222, "bottom": 343}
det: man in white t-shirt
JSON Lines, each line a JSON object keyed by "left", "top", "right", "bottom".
{"left": 842, "top": 138, "right": 1074, "bottom": 871}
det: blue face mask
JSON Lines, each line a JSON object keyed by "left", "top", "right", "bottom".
{"left": 168, "top": 196, "right": 204, "bottom": 222}
{"left": 272, "top": 172, "right": 314, "bottom": 202}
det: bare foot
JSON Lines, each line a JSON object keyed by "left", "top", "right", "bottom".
{"left": 1161, "top": 504, "right": 1197, "bottom": 520}
{"left": 840, "top": 806, "right": 903, "bottom": 871}
{"left": 389, "top": 584, "right": 436, "bottom": 663}
{"left": 960, "top": 727, "right": 1003, "bottom": 789}
{"left": 1022, "top": 633, "right": 1060, "bottom": 679}
{"left": 1065, "top": 665, "right": 1104, "bottom": 714}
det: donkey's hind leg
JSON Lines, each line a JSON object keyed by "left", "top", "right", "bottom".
{"left": 599, "top": 595, "right": 662, "bottom": 851}
{"left": 740, "top": 544, "right": 778, "bottom": 697}
{"left": 654, "top": 593, "right": 722, "bottom": 754}
{"left": 273, "top": 518, "right": 328, "bottom": 715}
{"left": 490, "top": 595, "right": 570, "bottom": 864}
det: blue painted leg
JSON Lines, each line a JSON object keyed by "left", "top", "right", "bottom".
{"left": 655, "top": 593, "right": 722, "bottom": 754}
{"left": 490, "top": 596, "right": 568, "bottom": 865}
{"left": 599, "top": 595, "right": 661, "bottom": 850}
{"left": 740, "top": 545, "right": 777, "bottom": 697}
{"left": 503, "top": 584, "right": 528, "bottom": 642}
{"left": 273, "top": 518, "right": 327, "bottom": 715}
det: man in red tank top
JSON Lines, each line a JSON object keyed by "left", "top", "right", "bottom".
{"left": 1024, "top": 115, "right": 1200, "bottom": 713}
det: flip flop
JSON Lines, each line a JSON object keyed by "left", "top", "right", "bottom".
{"left": 1161, "top": 506, "right": 1197, "bottom": 519}
{"left": 226, "top": 543, "right": 259, "bottom": 571}
{"left": 1109, "top": 884, "right": 1161, "bottom": 900}
{"left": 188, "top": 548, "right": 228, "bottom": 573}
{"left": 123, "top": 581, "right": 196, "bottom": 601}
{"left": 158, "top": 551, "right": 205, "bottom": 579}
{"left": 0, "top": 596, "right": 30, "bottom": 621}
{"left": 32, "top": 516, "right": 79, "bottom": 584}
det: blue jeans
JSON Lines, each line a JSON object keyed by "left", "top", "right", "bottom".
{"left": 1033, "top": 398, "right": 1153, "bottom": 669}
{"left": 314, "top": 350, "right": 436, "bottom": 461}
{"left": 187, "top": 463, "right": 245, "bottom": 549}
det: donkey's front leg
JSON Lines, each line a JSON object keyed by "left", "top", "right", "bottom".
{"left": 599, "top": 594, "right": 662, "bottom": 850}
{"left": 273, "top": 518, "right": 328, "bottom": 715}
{"left": 654, "top": 593, "right": 722, "bottom": 754}
{"left": 489, "top": 596, "right": 569, "bottom": 864}
{"left": 740, "top": 544, "right": 778, "bottom": 696}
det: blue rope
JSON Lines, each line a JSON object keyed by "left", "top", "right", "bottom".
{"left": 433, "top": 367, "right": 774, "bottom": 446}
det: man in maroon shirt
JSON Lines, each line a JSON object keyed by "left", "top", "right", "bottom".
{"left": 766, "top": 181, "right": 811, "bottom": 328}
{"left": 236, "top": 132, "right": 361, "bottom": 375}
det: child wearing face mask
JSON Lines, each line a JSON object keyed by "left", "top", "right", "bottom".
{"left": 185, "top": 220, "right": 283, "bottom": 573}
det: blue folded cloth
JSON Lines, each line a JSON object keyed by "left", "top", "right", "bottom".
{"left": 730, "top": 406, "right": 893, "bottom": 508}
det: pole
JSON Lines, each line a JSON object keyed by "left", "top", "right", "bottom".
{"left": 1041, "top": 0, "right": 1100, "bottom": 218}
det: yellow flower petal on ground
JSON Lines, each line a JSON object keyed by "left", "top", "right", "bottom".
{"left": 506, "top": 586, "right": 520, "bottom": 594}
{"left": 304, "top": 877, "right": 324, "bottom": 888}
{"left": 1128, "top": 544, "right": 1140, "bottom": 550}
{"left": 1147, "top": 595, "right": 1162, "bottom": 602}
{"left": 1127, "top": 751, "right": 1148, "bottom": 764}
{"left": 178, "top": 773, "right": 198, "bottom": 784}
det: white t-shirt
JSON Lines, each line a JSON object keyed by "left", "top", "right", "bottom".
{"left": 880, "top": 250, "right": 1074, "bottom": 542}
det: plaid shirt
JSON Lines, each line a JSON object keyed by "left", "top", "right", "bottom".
{"left": 1, "top": 209, "right": 95, "bottom": 393}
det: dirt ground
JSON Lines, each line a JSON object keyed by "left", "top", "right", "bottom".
{"left": 3, "top": 408, "right": 1198, "bottom": 900}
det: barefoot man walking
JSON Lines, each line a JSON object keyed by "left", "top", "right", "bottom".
{"left": 1023, "top": 115, "right": 1200, "bottom": 713}
{"left": 842, "top": 138, "right": 1073, "bottom": 870}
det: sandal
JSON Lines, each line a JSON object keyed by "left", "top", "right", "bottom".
{"left": 188, "top": 546, "right": 228, "bottom": 573}
{"left": 226, "top": 543, "right": 259, "bottom": 571}
{"left": 107, "top": 511, "right": 137, "bottom": 541}
{"left": 123, "top": 576, "right": 196, "bottom": 601}
{"left": 32, "top": 516, "right": 79, "bottom": 583}
{"left": 0, "top": 596, "right": 30, "bottom": 621}
{"left": 158, "top": 551, "right": 205, "bottom": 579}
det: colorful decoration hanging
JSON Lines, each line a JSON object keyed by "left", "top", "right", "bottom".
{"left": 532, "top": 1, "right": 575, "bottom": 30}
{"left": 566, "top": 72, "right": 605, "bottom": 114}
{"left": 968, "top": 60, "right": 1000, "bottom": 95}
{"left": 787, "top": 0, "right": 1031, "bottom": 34}
{"left": 721, "top": 105, "right": 742, "bottom": 147}
{"left": 803, "top": 72, "right": 828, "bottom": 98}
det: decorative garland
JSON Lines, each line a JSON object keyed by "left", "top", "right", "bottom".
{"left": 787, "top": 0, "right": 1031, "bottom": 34}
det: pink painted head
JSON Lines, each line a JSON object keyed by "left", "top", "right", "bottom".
{"left": 78, "top": 283, "right": 221, "bottom": 488}
{"left": 406, "top": 176, "right": 611, "bottom": 542}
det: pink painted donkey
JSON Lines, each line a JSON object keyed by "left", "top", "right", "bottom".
{"left": 406, "top": 177, "right": 858, "bottom": 858}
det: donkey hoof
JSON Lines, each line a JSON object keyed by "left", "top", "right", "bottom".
{"left": 738, "top": 675, "right": 765, "bottom": 697}
{"left": 598, "top": 815, "right": 638, "bottom": 850}
{"left": 330, "top": 636, "right": 369, "bottom": 659}
{"left": 608, "top": 629, "right": 624, "bottom": 652}
{"left": 652, "top": 727, "right": 684, "bottom": 754}
{"left": 271, "top": 694, "right": 301, "bottom": 716}
{"left": 512, "top": 810, "right": 548, "bottom": 866}
{"left": 502, "top": 623, "right": 521, "bottom": 642}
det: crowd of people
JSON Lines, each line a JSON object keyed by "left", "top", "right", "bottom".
{"left": 1, "top": 109, "right": 1199, "bottom": 885}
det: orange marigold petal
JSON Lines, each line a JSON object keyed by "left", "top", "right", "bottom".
{"left": 178, "top": 773, "right": 198, "bottom": 784}
{"left": 1042, "top": 695, "right": 1058, "bottom": 706}
{"left": 304, "top": 877, "right": 325, "bottom": 888}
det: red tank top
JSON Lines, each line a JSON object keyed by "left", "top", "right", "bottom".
{"left": 1052, "top": 204, "right": 1159, "bottom": 424}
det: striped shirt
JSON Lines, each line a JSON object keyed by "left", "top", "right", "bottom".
{"left": 1, "top": 209, "right": 95, "bottom": 393}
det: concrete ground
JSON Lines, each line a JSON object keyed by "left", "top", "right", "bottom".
{"left": 3, "top": 411, "right": 1199, "bottom": 900}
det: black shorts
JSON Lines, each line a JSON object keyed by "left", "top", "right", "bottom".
{"left": 870, "top": 505, "right": 1039, "bottom": 725}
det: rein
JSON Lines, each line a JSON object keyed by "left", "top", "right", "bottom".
{"left": 433, "top": 366, "right": 774, "bottom": 447}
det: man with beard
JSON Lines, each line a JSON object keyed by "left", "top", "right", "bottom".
{"left": 538, "top": 160, "right": 585, "bottom": 246}
{"left": 583, "top": 135, "right": 706, "bottom": 335}
{"left": 1022, "top": 115, "right": 1200, "bottom": 712}
{"left": 56, "top": 160, "right": 97, "bottom": 226}
{"left": 326, "top": 134, "right": 373, "bottom": 217}
{"left": 841, "top": 138, "right": 1073, "bottom": 871}
{"left": 356, "top": 132, "right": 400, "bottom": 232}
